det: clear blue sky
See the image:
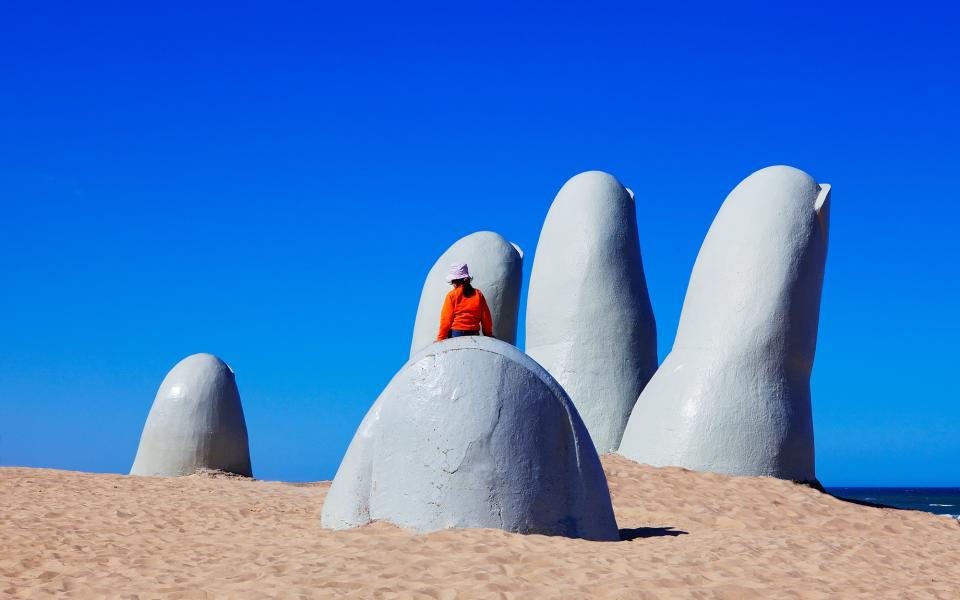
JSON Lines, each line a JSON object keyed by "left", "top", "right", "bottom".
{"left": 1, "top": 2, "right": 957, "bottom": 485}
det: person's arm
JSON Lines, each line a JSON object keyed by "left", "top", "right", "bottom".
{"left": 436, "top": 291, "right": 455, "bottom": 341}
{"left": 479, "top": 292, "right": 494, "bottom": 337}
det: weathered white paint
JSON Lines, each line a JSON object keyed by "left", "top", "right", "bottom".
{"left": 410, "top": 231, "right": 522, "bottom": 356}
{"left": 618, "top": 165, "right": 830, "bottom": 482}
{"left": 321, "top": 336, "right": 619, "bottom": 541}
{"left": 526, "top": 171, "right": 658, "bottom": 453}
{"left": 130, "top": 353, "right": 252, "bottom": 477}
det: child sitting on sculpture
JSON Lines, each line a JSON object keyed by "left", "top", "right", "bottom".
{"left": 436, "top": 263, "right": 494, "bottom": 340}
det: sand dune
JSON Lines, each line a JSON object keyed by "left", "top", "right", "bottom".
{"left": 2, "top": 455, "right": 958, "bottom": 598}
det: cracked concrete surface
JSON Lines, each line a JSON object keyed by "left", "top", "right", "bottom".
{"left": 321, "top": 337, "right": 618, "bottom": 541}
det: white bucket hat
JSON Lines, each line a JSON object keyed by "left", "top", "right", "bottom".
{"left": 445, "top": 263, "right": 471, "bottom": 282}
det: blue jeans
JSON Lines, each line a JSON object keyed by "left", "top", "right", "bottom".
{"left": 450, "top": 329, "right": 480, "bottom": 338}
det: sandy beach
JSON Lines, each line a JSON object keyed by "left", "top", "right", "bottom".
{"left": 2, "top": 455, "right": 958, "bottom": 599}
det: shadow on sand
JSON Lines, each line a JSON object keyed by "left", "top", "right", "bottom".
{"left": 803, "top": 481, "right": 900, "bottom": 511}
{"left": 619, "top": 526, "right": 688, "bottom": 541}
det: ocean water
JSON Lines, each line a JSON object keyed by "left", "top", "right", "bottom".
{"left": 827, "top": 487, "right": 960, "bottom": 519}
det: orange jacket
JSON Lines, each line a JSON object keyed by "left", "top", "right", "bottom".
{"left": 436, "top": 286, "right": 494, "bottom": 340}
